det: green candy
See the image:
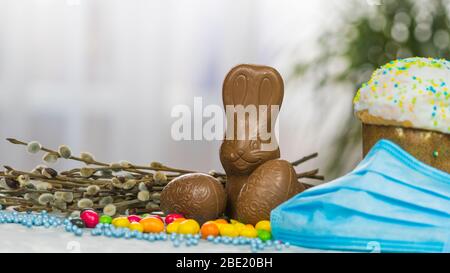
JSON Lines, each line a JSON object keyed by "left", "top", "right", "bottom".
{"left": 99, "top": 215, "right": 112, "bottom": 224}
{"left": 257, "top": 229, "right": 272, "bottom": 242}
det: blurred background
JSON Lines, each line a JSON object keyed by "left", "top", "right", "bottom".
{"left": 0, "top": 0, "right": 449, "bottom": 182}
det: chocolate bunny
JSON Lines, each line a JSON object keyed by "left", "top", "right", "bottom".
{"left": 220, "top": 64, "right": 305, "bottom": 224}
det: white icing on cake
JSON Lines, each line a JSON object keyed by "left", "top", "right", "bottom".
{"left": 354, "top": 57, "right": 450, "bottom": 134}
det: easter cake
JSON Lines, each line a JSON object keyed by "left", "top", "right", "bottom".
{"left": 354, "top": 57, "right": 450, "bottom": 173}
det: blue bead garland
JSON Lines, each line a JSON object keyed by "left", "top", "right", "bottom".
{"left": 0, "top": 210, "right": 289, "bottom": 252}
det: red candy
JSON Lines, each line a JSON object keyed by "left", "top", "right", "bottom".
{"left": 165, "top": 213, "right": 184, "bottom": 225}
{"left": 80, "top": 210, "right": 99, "bottom": 228}
{"left": 127, "top": 215, "right": 142, "bottom": 223}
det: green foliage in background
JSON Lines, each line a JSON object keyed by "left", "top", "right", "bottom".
{"left": 293, "top": 0, "right": 450, "bottom": 178}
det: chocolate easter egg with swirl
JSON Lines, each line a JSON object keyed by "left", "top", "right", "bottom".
{"left": 160, "top": 173, "right": 226, "bottom": 224}
{"left": 235, "top": 160, "right": 305, "bottom": 225}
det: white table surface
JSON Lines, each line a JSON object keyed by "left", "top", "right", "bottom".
{"left": 0, "top": 224, "right": 335, "bottom": 253}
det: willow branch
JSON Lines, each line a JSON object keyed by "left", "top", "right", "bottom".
{"left": 291, "top": 152, "right": 319, "bottom": 166}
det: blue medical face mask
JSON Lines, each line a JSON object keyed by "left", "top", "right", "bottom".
{"left": 271, "top": 139, "right": 450, "bottom": 253}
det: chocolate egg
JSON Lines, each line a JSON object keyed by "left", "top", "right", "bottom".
{"left": 160, "top": 173, "right": 226, "bottom": 224}
{"left": 236, "top": 160, "right": 304, "bottom": 225}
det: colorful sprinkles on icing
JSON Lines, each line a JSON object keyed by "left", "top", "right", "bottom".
{"left": 354, "top": 57, "right": 450, "bottom": 134}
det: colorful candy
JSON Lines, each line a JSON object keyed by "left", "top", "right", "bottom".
{"left": 112, "top": 216, "right": 130, "bottom": 228}
{"left": 80, "top": 210, "right": 99, "bottom": 228}
{"left": 200, "top": 222, "right": 219, "bottom": 239}
{"left": 255, "top": 220, "right": 271, "bottom": 232}
{"left": 172, "top": 217, "right": 186, "bottom": 223}
{"left": 0, "top": 209, "right": 290, "bottom": 253}
{"left": 214, "top": 219, "right": 228, "bottom": 231}
{"left": 240, "top": 225, "right": 258, "bottom": 238}
{"left": 219, "top": 224, "right": 239, "bottom": 237}
{"left": 257, "top": 229, "right": 272, "bottom": 242}
{"left": 99, "top": 215, "right": 112, "bottom": 224}
{"left": 128, "top": 222, "right": 144, "bottom": 233}
{"left": 215, "top": 219, "right": 228, "bottom": 225}
{"left": 149, "top": 215, "right": 164, "bottom": 223}
{"left": 166, "top": 222, "right": 180, "bottom": 234}
{"left": 140, "top": 217, "right": 165, "bottom": 233}
{"left": 164, "top": 213, "right": 184, "bottom": 225}
{"left": 127, "top": 215, "right": 142, "bottom": 223}
{"left": 177, "top": 219, "right": 200, "bottom": 235}
{"left": 233, "top": 222, "right": 245, "bottom": 234}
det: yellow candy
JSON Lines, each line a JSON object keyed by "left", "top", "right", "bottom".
{"left": 219, "top": 224, "right": 239, "bottom": 237}
{"left": 229, "top": 219, "right": 240, "bottom": 225}
{"left": 166, "top": 222, "right": 180, "bottom": 234}
{"left": 240, "top": 225, "right": 258, "bottom": 238}
{"left": 128, "top": 222, "right": 144, "bottom": 233}
{"left": 255, "top": 220, "right": 271, "bottom": 232}
{"left": 178, "top": 219, "right": 200, "bottom": 235}
{"left": 112, "top": 216, "right": 130, "bottom": 228}
{"left": 214, "top": 221, "right": 226, "bottom": 231}
{"left": 233, "top": 222, "right": 245, "bottom": 233}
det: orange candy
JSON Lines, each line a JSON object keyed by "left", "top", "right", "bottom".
{"left": 214, "top": 219, "right": 228, "bottom": 225}
{"left": 172, "top": 218, "right": 186, "bottom": 223}
{"left": 201, "top": 222, "right": 220, "bottom": 239}
{"left": 140, "top": 217, "right": 164, "bottom": 233}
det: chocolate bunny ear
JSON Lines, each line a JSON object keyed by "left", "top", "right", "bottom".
{"left": 222, "top": 64, "right": 284, "bottom": 108}
{"left": 223, "top": 65, "right": 284, "bottom": 141}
